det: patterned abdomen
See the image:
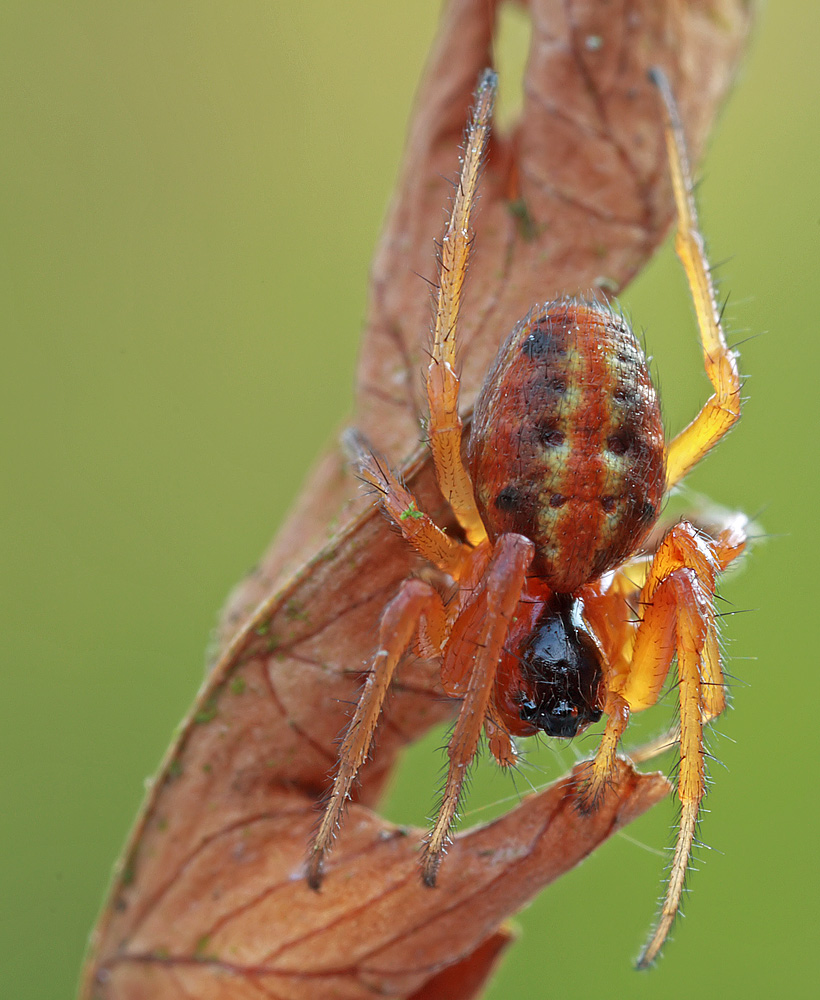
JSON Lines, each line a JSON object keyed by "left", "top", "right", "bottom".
{"left": 468, "top": 299, "right": 665, "bottom": 592}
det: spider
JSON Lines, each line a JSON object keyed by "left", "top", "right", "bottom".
{"left": 307, "top": 67, "right": 745, "bottom": 968}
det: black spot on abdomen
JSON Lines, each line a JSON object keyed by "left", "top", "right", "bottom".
{"left": 521, "top": 324, "right": 568, "bottom": 360}
{"left": 495, "top": 485, "right": 524, "bottom": 512}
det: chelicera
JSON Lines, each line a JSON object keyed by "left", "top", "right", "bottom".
{"left": 308, "top": 68, "right": 745, "bottom": 968}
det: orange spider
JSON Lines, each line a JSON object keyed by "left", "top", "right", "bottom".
{"left": 307, "top": 68, "right": 745, "bottom": 968}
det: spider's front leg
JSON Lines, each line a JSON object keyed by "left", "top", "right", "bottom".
{"left": 420, "top": 531, "right": 534, "bottom": 886}
{"left": 584, "top": 517, "right": 746, "bottom": 966}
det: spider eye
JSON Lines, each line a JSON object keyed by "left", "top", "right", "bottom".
{"left": 518, "top": 698, "right": 539, "bottom": 722}
{"left": 518, "top": 696, "right": 588, "bottom": 738}
{"left": 542, "top": 700, "right": 581, "bottom": 739}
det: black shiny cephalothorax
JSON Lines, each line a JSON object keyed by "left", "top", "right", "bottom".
{"left": 517, "top": 593, "right": 604, "bottom": 738}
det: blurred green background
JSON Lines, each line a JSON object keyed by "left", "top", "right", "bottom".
{"left": 2, "top": 2, "right": 818, "bottom": 998}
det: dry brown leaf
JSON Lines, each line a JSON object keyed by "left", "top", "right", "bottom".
{"left": 85, "top": 762, "right": 668, "bottom": 999}
{"left": 81, "top": 2, "right": 752, "bottom": 998}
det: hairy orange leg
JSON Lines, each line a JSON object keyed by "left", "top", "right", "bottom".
{"left": 584, "top": 512, "right": 748, "bottom": 774}
{"left": 344, "top": 427, "right": 472, "bottom": 579}
{"left": 712, "top": 511, "right": 748, "bottom": 571}
{"left": 637, "top": 517, "right": 745, "bottom": 719}
{"left": 307, "top": 577, "right": 448, "bottom": 888}
{"left": 698, "top": 513, "right": 747, "bottom": 721}
{"left": 426, "top": 70, "right": 496, "bottom": 547}
{"left": 630, "top": 567, "right": 712, "bottom": 969}
{"left": 587, "top": 517, "right": 746, "bottom": 776}
{"left": 589, "top": 518, "right": 746, "bottom": 967}
{"left": 420, "top": 532, "right": 534, "bottom": 886}
{"left": 651, "top": 69, "right": 742, "bottom": 489}
{"left": 578, "top": 516, "right": 748, "bottom": 960}
{"left": 578, "top": 555, "right": 655, "bottom": 807}
{"left": 576, "top": 692, "right": 630, "bottom": 811}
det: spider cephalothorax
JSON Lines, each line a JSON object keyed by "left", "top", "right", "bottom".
{"left": 511, "top": 592, "right": 605, "bottom": 739}
{"left": 308, "top": 68, "right": 745, "bottom": 969}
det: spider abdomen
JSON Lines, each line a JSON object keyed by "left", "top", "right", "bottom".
{"left": 468, "top": 299, "right": 665, "bottom": 592}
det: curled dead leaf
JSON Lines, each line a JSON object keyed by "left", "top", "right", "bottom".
{"left": 80, "top": 1, "right": 752, "bottom": 998}
{"left": 87, "top": 763, "right": 668, "bottom": 999}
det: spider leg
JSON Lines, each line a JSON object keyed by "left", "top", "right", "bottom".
{"left": 484, "top": 705, "right": 518, "bottom": 768}
{"left": 582, "top": 511, "right": 748, "bottom": 792}
{"left": 576, "top": 692, "right": 631, "bottom": 811}
{"left": 630, "top": 516, "right": 746, "bottom": 720}
{"left": 586, "top": 518, "right": 746, "bottom": 967}
{"left": 426, "top": 71, "right": 496, "bottom": 547}
{"left": 307, "top": 577, "right": 447, "bottom": 889}
{"left": 631, "top": 565, "right": 711, "bottom": 969}
{"left": 651, "top": 69, "right": 742, "bottom": 490}
{"left": 347, "top": 429, "right": 473, "bottom": 579}
{"left": 420, "top": 532, "right": 533, "bottom": 886}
